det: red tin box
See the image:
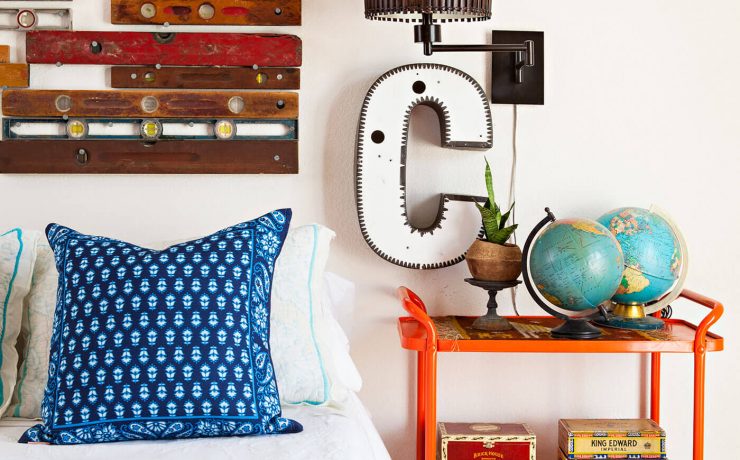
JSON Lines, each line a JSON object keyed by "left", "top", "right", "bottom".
{"left": 437, "top": 422, "right": 536, "bottom": 460}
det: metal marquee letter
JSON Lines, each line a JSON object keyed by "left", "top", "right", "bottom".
{"left": 355, "top": 64, "right": 492, "bottom": 269}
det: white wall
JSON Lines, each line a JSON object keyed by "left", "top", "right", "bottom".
{"left": 2, "top": 1, "right": 739, "bottom": 458}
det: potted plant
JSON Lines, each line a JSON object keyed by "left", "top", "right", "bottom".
{"left": 466, "top": 159, "right": 522, "bottom": 281}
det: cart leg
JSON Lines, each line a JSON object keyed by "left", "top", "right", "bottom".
{"left": 650, "top": 352, "right": 661, "bottom": 424}
{"left": 693, "top": 349, "right": 706, "bottom": 460}
{"left": 424, "top": 349, "right": 438, "bottom": 460}
{"left": 417, "top": 351, "right": 425, "bottom": 460}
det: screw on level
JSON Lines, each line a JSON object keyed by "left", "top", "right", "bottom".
{"left": 76, "top": 148, "right": 88, "bottom": 164}
{"left": 273, "top": 155, "right": 281, "bottom": 161}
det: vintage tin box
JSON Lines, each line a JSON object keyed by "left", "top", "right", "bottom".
{"left": 559, "top": 419, "right": 666, "bottom": 459}
{"left": 438, "top": 422, "right": 536, "bottom": 460}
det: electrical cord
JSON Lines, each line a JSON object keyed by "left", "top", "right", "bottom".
{"left": 509, "top": 104, "right": 520, "bottom": 316}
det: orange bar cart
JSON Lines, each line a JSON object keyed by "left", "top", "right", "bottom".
{"left": 397, "top": 287, "right": 724, "bottom": 460}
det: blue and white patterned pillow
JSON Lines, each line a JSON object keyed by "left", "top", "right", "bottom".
{"left": 20, "top": 209, "right": 302, "bottom": 445}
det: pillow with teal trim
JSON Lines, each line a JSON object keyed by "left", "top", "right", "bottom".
{"left": 20, "top": 209, "right": 302, "bottom": 445}
{"left": 0, "top": 229, "right": 37, "bottom": 418}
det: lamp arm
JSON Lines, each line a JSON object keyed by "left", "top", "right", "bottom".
{"left": 433, "top": 42, "right": 533, "bottom": 61}
{"left": 414, "top": 12, "right": 535, "bottom": 78}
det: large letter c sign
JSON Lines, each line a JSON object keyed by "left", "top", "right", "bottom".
{"left": 355, "top": 64, "right": 492, "bottom": 270}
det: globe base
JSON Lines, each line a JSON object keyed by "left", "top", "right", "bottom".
{"left": 595, "top": 315, "right": 665, "bottom": 331}
{"left": 551, "top": 319, "right": 602, "bottom": 339}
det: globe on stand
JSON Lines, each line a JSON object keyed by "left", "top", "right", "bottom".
{"left": 521, "top": 208, "right": 624, "bottom": 339}
{"left": 594, "top": 206, "right": 688, "bottom": 331}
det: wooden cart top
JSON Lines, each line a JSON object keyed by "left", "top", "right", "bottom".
{"left": 397, "top": 288, "right": 724, "bottom": 355}
{"left": 398, "top": 315, "right": 724, "bottom": 353}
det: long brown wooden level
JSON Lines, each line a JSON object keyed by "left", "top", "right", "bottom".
{"left": 26, "top": 31, "right": 302, "bottom": 67}
{"left": 0, "top": 140, "right": 298, "bottom": 174}
{"left": 2, "top": 90, "right": 298, "bottom": 119}
{"left": 111, "top": 0, "right": 301, "bottom": 26}
{"left": 111, "top": 66, "right": 300, "bottom": 90}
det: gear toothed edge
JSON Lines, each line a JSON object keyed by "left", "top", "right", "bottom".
{"left": 355, "top": 63, "right": 490, "bottom": 270}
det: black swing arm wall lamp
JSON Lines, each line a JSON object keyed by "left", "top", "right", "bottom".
{"left": 365, "top": 0, "right": 544, "bottom": 105}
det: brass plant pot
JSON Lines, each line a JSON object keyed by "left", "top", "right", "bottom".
{"left": 466, "top": 239, "right": 522, "bottom": 282}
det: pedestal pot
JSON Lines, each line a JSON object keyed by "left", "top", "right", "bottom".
{"left": 465, "top": 278, "right": 521, "bottom": 331}
{"left": 466, "top": 239, "right": 522, "bottom": 282}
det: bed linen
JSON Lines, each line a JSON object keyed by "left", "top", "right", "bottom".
{"left": 0, "top": 392, "right": 390, "bottom": 460}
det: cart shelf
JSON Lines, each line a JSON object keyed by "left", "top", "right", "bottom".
{"left": 397, "top": 287, "right": 724, "bottom": 460}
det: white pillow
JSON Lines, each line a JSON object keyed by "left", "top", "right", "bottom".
{"left": 8, "top": 240, "right": 56, "bottom": 419}
{"left": 270, "top": 224, "right": 339, "bottom": 404}
{"left": 322, "top": 272, "right": 362, "bottom": 394}
{"left": 0, "top": 229, "right": 37, "bottom": 418}
{"left": 10, "top": 223, "right": 357, "bottom": 417}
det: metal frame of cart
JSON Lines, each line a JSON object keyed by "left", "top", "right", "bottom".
{"left": 397, "top": 287, "right": 724, "bottom": 460}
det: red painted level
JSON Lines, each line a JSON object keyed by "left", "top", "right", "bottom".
{"left": 26, "top": 31, "right": 302, "bottom": 67}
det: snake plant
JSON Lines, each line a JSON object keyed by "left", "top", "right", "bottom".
{"left": 475, "top": 159, "right": 518, "bottom": 245}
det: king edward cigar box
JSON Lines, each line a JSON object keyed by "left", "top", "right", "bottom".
{"left": 438, "top": 422, "right": 536, "bottom": 460}
{"left": 559, "top": 419, "right": 666, "bottom": 459}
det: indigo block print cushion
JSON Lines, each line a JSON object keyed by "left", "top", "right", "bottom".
{"left": 20, "top": 209, "right": 302, "bottom": 445}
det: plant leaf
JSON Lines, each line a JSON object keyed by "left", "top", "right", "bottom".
{"left": 487, "top": 225, "right": 518, "bottom": 245}
{"left": 500, "top": 202, "right": 515, "bottom": 229}
{"left": 484, "top": 158, "right": 495, "bottom": 206}
{"left": 485, "top": 199, "right": 502, "bottom": 228}
{"left": 476, "top": 202, "right": 500, "bottom": 242}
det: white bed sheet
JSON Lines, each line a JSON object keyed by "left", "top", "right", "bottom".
{"left": 0, "top": 393, "right": 390, "bottom": 460}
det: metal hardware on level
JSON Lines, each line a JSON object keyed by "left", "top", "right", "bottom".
{"left": 0, "top": 8, "right": 72, "bottom": 30}
{"left": 75, "top": 148, "right": 88, "bottom": 164}
{"left": 4, "top": 118, "right": 298, "bottom": 141}
{"left": 153, "top": 32, "right": 175, "bottom": 44}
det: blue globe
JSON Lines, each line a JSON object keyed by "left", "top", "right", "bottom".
{"left": 597, "top": 207, "right": 682, "bottom": 305}
{"left": 530, "top": 218, "right": 625, "bottom": 312}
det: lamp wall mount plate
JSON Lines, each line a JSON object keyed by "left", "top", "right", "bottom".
{"left": 491, "top": 30, "right": 544, "bottom": 105}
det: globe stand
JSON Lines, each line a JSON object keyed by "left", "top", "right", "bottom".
{"left": 465, "top": 278, "right": 521, "bottom": 332}
{"left": 521, "top": 208, "right": 605, "bottom": 340}
{"left": 594, "top": 304, "right": 665, "bottom": 331}
{"left": 551, "top": 318, "right": 603, "bottom": 339}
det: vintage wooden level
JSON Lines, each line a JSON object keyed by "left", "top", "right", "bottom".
{"left": 0, "top": 8, "right": 72, "bottom": 30}
{"left": 111, "top": 0, "right": 301, "bottom": 26}
{"left": 4, "top": 118, "right": 298, "bottom": 141}
{"left": 0, "top": 140, "right": 298, "bottom": 174}
{"left": 26, "top": 31, "right": 302, "bottom": 66}
{"left": 2, "top": 90, "right": 299, "bottom": 119}
{"left": 0, "top": 45, "right": 28, "bottom": 88}
{"left": 111, "top": 66, "right": 300, "bottom": 90}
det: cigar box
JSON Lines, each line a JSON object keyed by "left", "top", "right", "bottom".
{"left": 559, "top": 419, "right": 666, "bottom": 459}
{"left": 438, "top": 422, "right": 536, "bottom": 460}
